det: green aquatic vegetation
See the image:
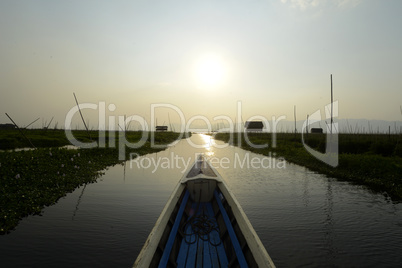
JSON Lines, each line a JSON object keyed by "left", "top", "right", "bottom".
{"left": 0, "top": 131, "right": 184, "bottom": 234}
{"left": 0, "top": 129, "right": 69, "bottom": 149}
{"left": 0, "top": 129, "right": 187, "bottom": 150}
{"left": 214, "top": 132, "right": 402, "bottom": 200}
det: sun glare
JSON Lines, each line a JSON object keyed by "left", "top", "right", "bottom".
{"left": 194, "top": 53, "right": 227, "bottom": 89}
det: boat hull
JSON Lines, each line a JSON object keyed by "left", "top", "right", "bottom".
{"left": 133, "top": 156, "right": 275, "bottom": 268}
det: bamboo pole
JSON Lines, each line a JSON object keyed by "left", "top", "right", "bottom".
{"left": 330, "top": 74, "right": 333, "bottom": 134}
{"left": 306, "top": 114, "right": 309, "bottom": 135}
{"left": 5, "top": 113, "right": 36, "bottom": 148}
{"left": 46, "top": 117, "right": 54, "bottom": 129}
{"left": 73, "top": 93, "right": 92, "bottom": 140}
{"left": 21, "top": 117, "right": 40, "bottom": 135}
{"left": 168, "top": 112, "right": 174, "bottom": 132}
{"left": 44, "top": 117, "right": 54, "bottom": 132}
{"left": 294, "top": 105, "right": 297, "bottom": 133}
{"left": 24, "top": 118, "right": 40, "bottom": 130}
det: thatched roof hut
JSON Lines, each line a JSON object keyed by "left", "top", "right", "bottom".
{"left": 245, "top": 121, "right": 263, "bottom": 131}
{"left": 156, "top": 126, "right": 168, "bottom": 132}
{"left": 0, "top": 123, "right": 16, "bottom": 130}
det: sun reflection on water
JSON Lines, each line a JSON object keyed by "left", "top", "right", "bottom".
{"left": 200, "top": 134, "right": 215, "bottom": 157}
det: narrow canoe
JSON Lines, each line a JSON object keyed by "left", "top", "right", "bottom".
{"left": 133, "top": 155, "right": 275, "bottom": 268}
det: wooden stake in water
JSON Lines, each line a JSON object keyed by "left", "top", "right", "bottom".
{"left": 168, "top": 113, "right": 174, "bottom": 132}
{"left": 73, "top": 93, "right": 92, "bottom": 140}
{"left": 306, "top": 114, "right": 309, "bottom": 135}
{"left": 21, "top": 117, "right": 40, "bottom": 135}
{"left": 294, "top": 105, "right": 297, "bottom": 133}
{"left": 24, "top": 118, "right": 40, "bottom": 130}
{"left": 330, "top": 74, "right": 333, "bottom": 134}
{"left": 44, "top": 117, "right": 54, "bottom": 132}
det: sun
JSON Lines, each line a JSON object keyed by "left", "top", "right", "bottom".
{"left": 194, "top": 53, "right": 227, "bottom": 89}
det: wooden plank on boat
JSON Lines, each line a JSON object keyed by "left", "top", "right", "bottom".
{"left": 205, "top": 202, "right": 224, "bottom": 268}
{"left": 186, "top": 159, "right": 217, "bottom": 178}
{"left": 203, "top": 239, "right": 212, "bottom": 268}
{"left": 196, "top": 236, "right": 203, "bottom": 267}
{"left": 133, "top": 183, "right": 186, "bottom": 267}
{"left": 179, "top": 201, "right": 230, "bottom": 268}
{"left": 177, "top": 225, "right": 190, "bottom": 268}
{"left": 214, "top": 190, "right": 249, "bottom": 268}
{"left": 177, "top": 202, "right": 198, "bottom": 267}
{"left": 217, "top": 183, "right": 275, "bottom": 268}
{"left": 186, "top": 234, "right": 198, "bottom": 267}
{"left": 158, "top": 190, "right": 189, "bottom": 267}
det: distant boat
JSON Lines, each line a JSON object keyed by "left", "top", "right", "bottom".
{"left": 133, "top": 155, "right": 275, "bottom": 267}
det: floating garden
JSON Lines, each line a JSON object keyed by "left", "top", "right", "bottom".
{"left": 214, "top": 132, "right": 402, "bottom": 201}
{"left": 0, "top": 130, "right": 187, "bottom": 234}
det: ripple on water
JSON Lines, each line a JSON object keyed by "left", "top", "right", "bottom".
{"left": 0, "top": 134, "right": 401, "bottom": 267}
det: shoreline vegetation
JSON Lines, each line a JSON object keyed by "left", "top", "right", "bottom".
{"left": 213, "top": 132, "right": 402, "bottom": 201}
{"left": 2, "top": 129, "right": 401, "bottom": 234}
{"left": 0, "top": 129, "right": 187, "bottom": 234}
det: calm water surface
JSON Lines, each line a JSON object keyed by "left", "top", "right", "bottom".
{"left": 1, "top": 134, "right": 401, "bottom": 267}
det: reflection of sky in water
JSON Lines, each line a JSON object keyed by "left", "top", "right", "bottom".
{"left": 0, "top": 134, "right": 401, "bottom": 268}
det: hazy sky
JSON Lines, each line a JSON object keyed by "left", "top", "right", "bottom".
{"left": 1, "top": 0, "right": 401, "bottom": 129}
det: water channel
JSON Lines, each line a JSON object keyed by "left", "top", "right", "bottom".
{"left": 0, "top": 134, "right": 401, "bottom": 267}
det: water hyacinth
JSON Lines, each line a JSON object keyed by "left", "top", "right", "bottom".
{"left": 0, "top": 131, "right": 183, "bottom": 234}
{"left": 214, "top": 132, "right": 402, "bottom": 200}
